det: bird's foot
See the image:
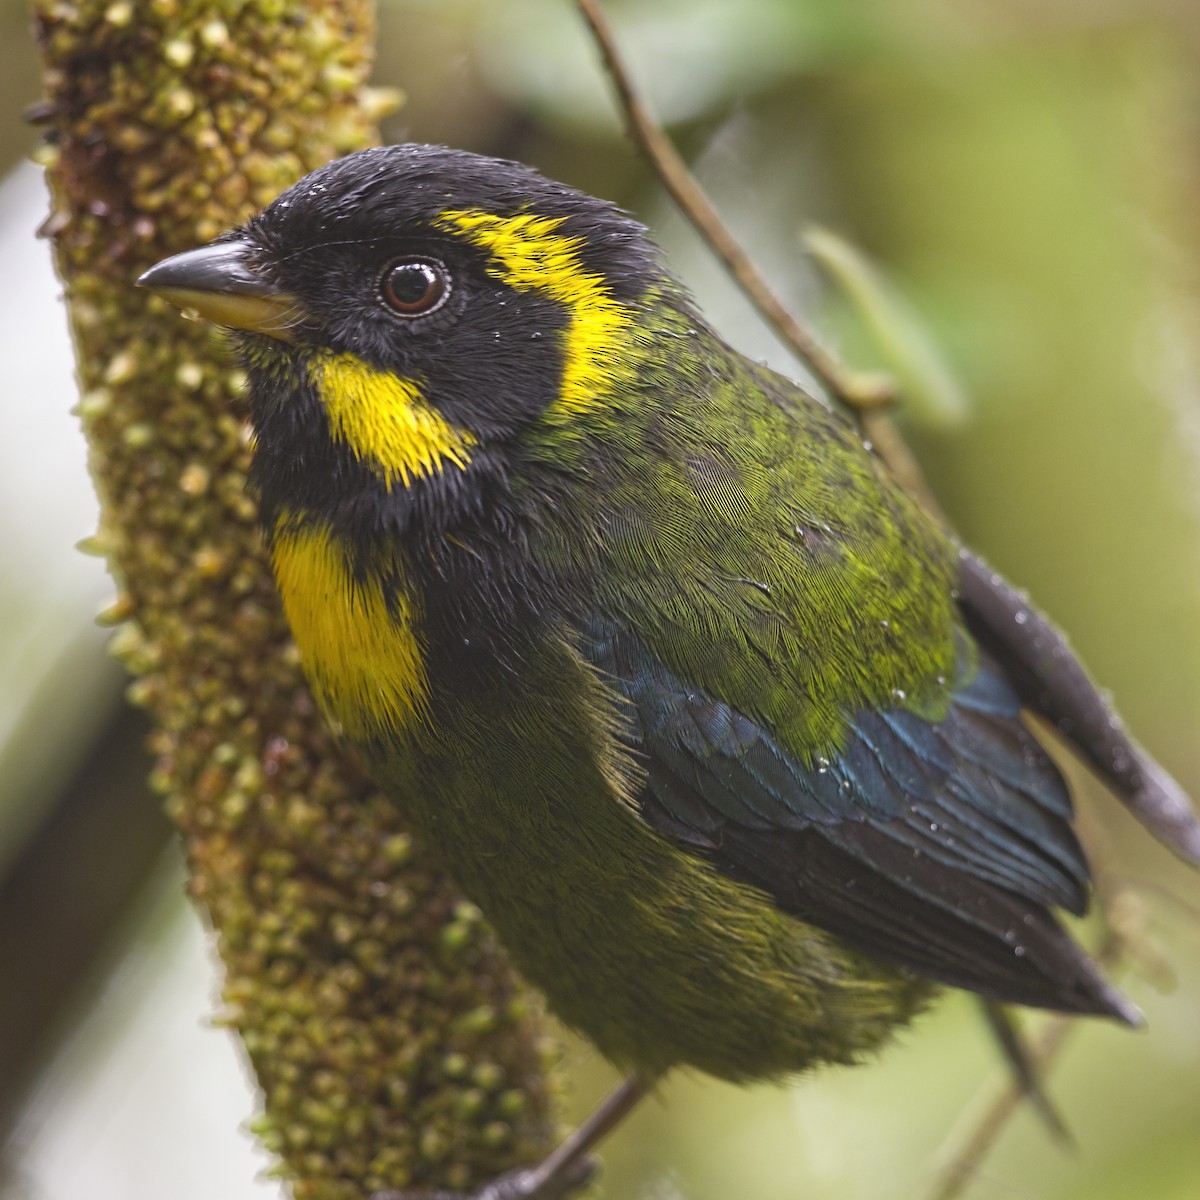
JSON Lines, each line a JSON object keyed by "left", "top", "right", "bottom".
{"left": 371, "top": 1154, "right": 596, "bottom": 1200}
{"left": 371, "top": 1074, "right": 649, "bottom": 1200}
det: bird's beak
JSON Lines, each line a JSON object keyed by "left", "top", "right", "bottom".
{"left": 137, "top": 241, "right": 303, "bottom": 341}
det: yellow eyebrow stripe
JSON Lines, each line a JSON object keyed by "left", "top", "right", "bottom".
{"left": 271, "top": 516, "right": 427, "bottom": 739}
{"left": 436, "top": 208, "right": 635, "bottom": 419}
{"left": 309, "top": 351, "right": 475, "bottom": 488}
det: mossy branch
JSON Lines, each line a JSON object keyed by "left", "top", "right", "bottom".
{"left": 32, "top": 3, "right": 555, "bottom": 1196}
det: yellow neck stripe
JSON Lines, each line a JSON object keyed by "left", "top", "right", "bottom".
{"left": 309, "top": 351, "right": 476, "bottom": 489}
{"left": 270, "top": 516, "right": 427, "bottom": 739}
{"left": 436, "top": 208, "right": 635, "bottom": 419}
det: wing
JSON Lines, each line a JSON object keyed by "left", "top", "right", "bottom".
{"left": 583, "top": 617, "right": 1139, "bottom": 1022}
{"left": 544, "top": 322, "right": 1188, "bottom": 1019}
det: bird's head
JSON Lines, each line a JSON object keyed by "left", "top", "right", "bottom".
{"left": 140, "top": 144, "right": 673, "bottom": 500}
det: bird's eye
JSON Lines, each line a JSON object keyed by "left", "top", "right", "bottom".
{"left": 381, "top": 258, "right": 450, "bottom": 317}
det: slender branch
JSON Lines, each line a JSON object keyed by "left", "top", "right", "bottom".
{"left": 925, "top": 811, "right": 1138, "bottom": 1200}
{"left": 929, "top": 1009, "right": 1081, "bottom": 1200}
{"left": 573, "top": 0, "right": 948, "bottom": 518}
{"left": 927, "top": 926, "right": 1127, "bottom": 1200}
{"left": 574, "top": 0, "right": 893, "bottom": 413}
{"left": 858, "top": 410, "right": 946, "bottom": 521}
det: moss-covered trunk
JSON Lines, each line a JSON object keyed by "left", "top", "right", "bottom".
{"left": 31, "top": 3, "right": 554, "bottom": 1196}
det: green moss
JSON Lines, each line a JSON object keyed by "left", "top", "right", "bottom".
{"left": 32, "top": 2, "right": 555, "bottom": 1194}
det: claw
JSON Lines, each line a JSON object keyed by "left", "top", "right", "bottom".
{"left": 368, "top": 1074, "right": 649, "bottom": 1200}
{"left": 370, "top": 1154, "right": 596, "bottom": 1200}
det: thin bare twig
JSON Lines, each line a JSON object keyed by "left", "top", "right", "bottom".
{"left": 574, "top": 0, "right": 895, "bottom": 414}
{"left": 931, "top": 1010, "right": 1081, "bottom": 1200}
{"left": 927, "top": 926, "right": 1126, "bottom": 1200}
{"left": 574, "top": 0, "right": 943, "bottom": 517}
{"left": 926, "top": 809, "right": 1140, "bottom": 1200}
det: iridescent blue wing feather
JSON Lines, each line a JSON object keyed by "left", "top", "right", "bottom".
{"left": 584, "top": 618, "right": 1137, "bottom": 1021}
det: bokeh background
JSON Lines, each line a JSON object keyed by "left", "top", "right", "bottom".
{"left": 1, "top": 1, "right": 1199, "bottom": 1198}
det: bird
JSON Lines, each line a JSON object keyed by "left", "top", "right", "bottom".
{"left": 139, "top": 143, "right": 1200, "bottom": 1200}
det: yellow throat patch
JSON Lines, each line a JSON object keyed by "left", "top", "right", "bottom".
{"left": 309, "top": 351, "right": 476, "bottom": 489}
{"left": 436, "top": 208, "right": 635, "bottom": 419}
{"left": 270, "top": 516, "right": 427, "bottom": 740}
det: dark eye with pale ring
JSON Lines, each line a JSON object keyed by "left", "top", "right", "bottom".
{"left": 381, "top": 259, "right": 450, "bottom": 317}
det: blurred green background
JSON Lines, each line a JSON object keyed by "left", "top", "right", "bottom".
{"left": 1, "top": 1, "right": 1198, "bottom": 1198}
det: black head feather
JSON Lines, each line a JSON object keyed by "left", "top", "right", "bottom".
{"left": 247, "top": 143, "right": 663, "bottom": 299}
{"left": 229, "top": 144, "right": 680, "bottom": 578}
{"left": 235, "top": 144, "right": 672, "bottom": 468}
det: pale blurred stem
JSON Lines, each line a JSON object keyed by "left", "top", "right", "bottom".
{"left": 574, "top": 0, "right": 1154, "bottom": 1182}
{"left": 32, "top": 3, "right": 553, "bottom": 1197}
